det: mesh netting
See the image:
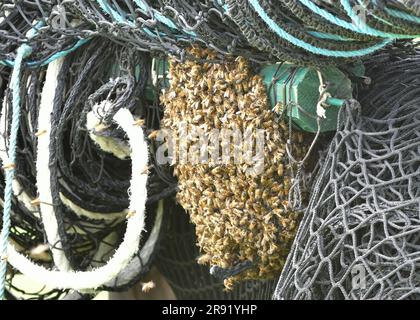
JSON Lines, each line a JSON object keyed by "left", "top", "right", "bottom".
{"left": 0, "top": 1, "right": 87, "bottom": 65}
{"left": 3, "top": 1, "right": 420, "bottom": 67}
{"left": 155, "top": 199, "right": 277, "bottom": 300}
{"left": 0, "top": 38, "right": 175, "bottom": 299}
{"left": 274, "top": 49, "right": 420, "bottom": 300}
{"left": 396, "top": 1, "right": 420, "bottom": 16}
{"left": 1, "top": 1, "right": 420, "bottom": 300}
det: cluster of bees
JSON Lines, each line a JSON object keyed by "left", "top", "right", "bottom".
{"left": 160, "top": 46, "right": 309, "bottom": 289}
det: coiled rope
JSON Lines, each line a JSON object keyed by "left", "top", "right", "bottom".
{"left": 6, "top": 107, "right": 150, "bottom": 292}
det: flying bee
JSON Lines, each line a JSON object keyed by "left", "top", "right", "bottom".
{"left": 141, "top": 281, "right": 156, "bottom": 293}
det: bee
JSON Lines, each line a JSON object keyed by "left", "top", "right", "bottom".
{"left": 30, "top": 198, "right": 41, "bottom": 206}
{"left": 273, "top": 102, "right": 283, "bottom": 115}
{"left": 249, "top": 220, "right": 257, "bottom": 231}
{"left": 141, "top": 281, "right": 156, "bottom": 293}
{"left": 35, "top": 129, "right": 47, "bottom": 137}
{"left": 126, "top": 210, "right": 136, "bottom": 219}
{"left": 148, "top": 130, "right": 159, "bottom": 140}
{"left": 141, "top": 165, "right": 151, "bottom": 175}
{"left": 197, "top": 254, "right": 212, "bottom": 265}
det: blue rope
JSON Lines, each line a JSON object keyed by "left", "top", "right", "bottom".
{"left": 355, "top": 0, "right": 399, "bottom": 28}
{"left": 96, "top": 0, "right": 199, "bottom": 40}
{"left": 96, "top": 0, "right": 157, "bottom": 37}
{"left": 366, "top": 0, "right": 420, "bottom": 25}
{"left": 247, "top": 0, "right": 392, "bottom": 57}
{"left": 340, "top": 0, "right": 420, "bottom": 38}
{"left": 133, "top": 0, "right": 196, "bottom": 36}
{"left": 385, "top": 7, "right": 420, "bottom": 24}
{"left": 0, "top": 38, "right": 90, "bottom": 68}
{"left": 298, "top": 0, "right": 420, "bottom": 38}
{"left": 0, "top": 41, "right": 33, "bottom": 301}
{"left": 307, "top": 31, "right": 354, "bottom": 41}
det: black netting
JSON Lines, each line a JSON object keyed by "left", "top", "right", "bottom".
{"left": 0, "top": 38, "right": 174, "bottom": 299}
{"left": 274, "top": 50, "right": 420, "bottom": 300}
{"left": 1, "top": 1, "right": 420, "bottom": 300}
{"left": 3, "top": 1, "right": 419, "bottom": 67}
{"left": 0, "top": 1, "right": 87, "bottom": 65}
{"left": 155, "top": 200, "right": 277, "bottom": 300}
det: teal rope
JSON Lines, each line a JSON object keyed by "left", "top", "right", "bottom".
{"left": 0, "top": 41, "right": 33, "bottom": 301}
{"left": 97, "top": 0, "right": 197, "bottom": 39}
{"left": 133, "top": 0, "right": 196, "bottom": 36}
{"left": 27, "top": 39, "right": 90, "bottom": 67}
{"left": 96, "top": 0, "right": 156, "bottom": 37}
{"left": 385, "top": 7, "right": 420, "bottom": 24}
{"left": 247, "top": 0, "right": 392, "bottom": 57}
{"left": 134, "top": 0, "right": 177, "bottom": 28}
{"left": 96, "top": 0, "right": 128, "bottom": 24}
{"left": 307, "top": 31, "right": 354, "bottom": 41}
{"left": 0, "top": 38, "right": 90, "bottom": 68}
{"left": 298, "top": 0, "right": 420, "bottom": 38}
{"left": 355, "top": 0, "right": 399, "bottom": 28}
{"left": 340, "top": 0, "right": 420, "bottom": 38}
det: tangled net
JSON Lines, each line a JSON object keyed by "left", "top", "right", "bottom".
{"left": 0, "top": 38, "right": 175, "bottom": 299}
{"left": 0, "top": 1, "right": 88, "bottom": 67}
{"left": 155, "top": 199, "right": 277, "bottom": 299}
{"left": 274, "top": 49, "right": 420, "bottom": 300}
{"left": 0, "top": 1, "right": 419, "bottom": 300}
{"left": 2, "top": 1, "right": 420, "bottom": 67}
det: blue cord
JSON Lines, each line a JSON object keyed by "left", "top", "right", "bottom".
{"left": 1, "top": 38, "right": 90, "bottom": 68}
{"left": 298, "top": 0, "right": 420, "bottom": 38}
{"left": 97, "top": 0, "right": 204, "bottom": 40}
{"left": 385, "top": 7, "right": 420, "bottom": 24}
{"left": 307, "top": 31, "right": 354, "bottom": 41}
{"left": 96, "top": 0, "right": 157, "bottom": 37}
{"left": 133, "top": 0, "right": 196, "bottom": 36}
{"left": 368, "top": 0, "right": 419, "bottom": 24}
{"left": 355, "top": 0, "right": 399, "bottom": 28}
{"left": 340, "top": 0, "right": 420, "bottom": 38}
{"left": 0, "top": 41, "right": 33, "bottom": 301}
{"left": 248, "top": 0, "right": 392, "bottom": 57}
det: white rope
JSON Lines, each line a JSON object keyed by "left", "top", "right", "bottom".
{"left": 7, "top": 107, "right": 149, "bottom": 290}
{"left": 36, "top": 57, "right": 72, "bottom": 272}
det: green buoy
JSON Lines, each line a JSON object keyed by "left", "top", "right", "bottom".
{"left": 260, "top": 63, "right": 354, "bottom": 132}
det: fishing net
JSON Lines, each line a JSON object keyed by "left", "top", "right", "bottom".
{"left": 155, "top": 199, "right": 277, "bottom": 300}
{"left": 0, "top": 1, "right": 87, "bottom": 67}
{"left": 274, "top": 49, "right": 420, "bottom": 300}
{"left": 1, "top": 1, "right": 420, "bottom": 300}
{"left": 2, "top": 1, "right": 420, "bottom": 65}
{"left": 17, "top": 0, "right": 416, "bottom": 65}
{"left": 0, "top": 38, "right": 175, "bottom": 299}
{"left": 383, "top": 1, "right": 420, "bottom": 16}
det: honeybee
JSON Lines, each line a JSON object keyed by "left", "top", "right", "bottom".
{"left": 141, "top": 281, "right": 156, "bottom": 293}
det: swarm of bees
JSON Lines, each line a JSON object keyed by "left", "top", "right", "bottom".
{"left": 160, "top": 46, "right": 309, "bottom": 289}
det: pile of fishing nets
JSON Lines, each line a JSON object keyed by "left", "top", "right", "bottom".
{"left": 0, "top": 1, "right": 419, "bottom": 300}
{"left": 0, "top": 38, "right": 175, "bottom": 299}
{"left": 274, "top": 49, "right": 420, "bottom": 300}
{"left": 2, "top": 1, "right": 420, "bottom": 66}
